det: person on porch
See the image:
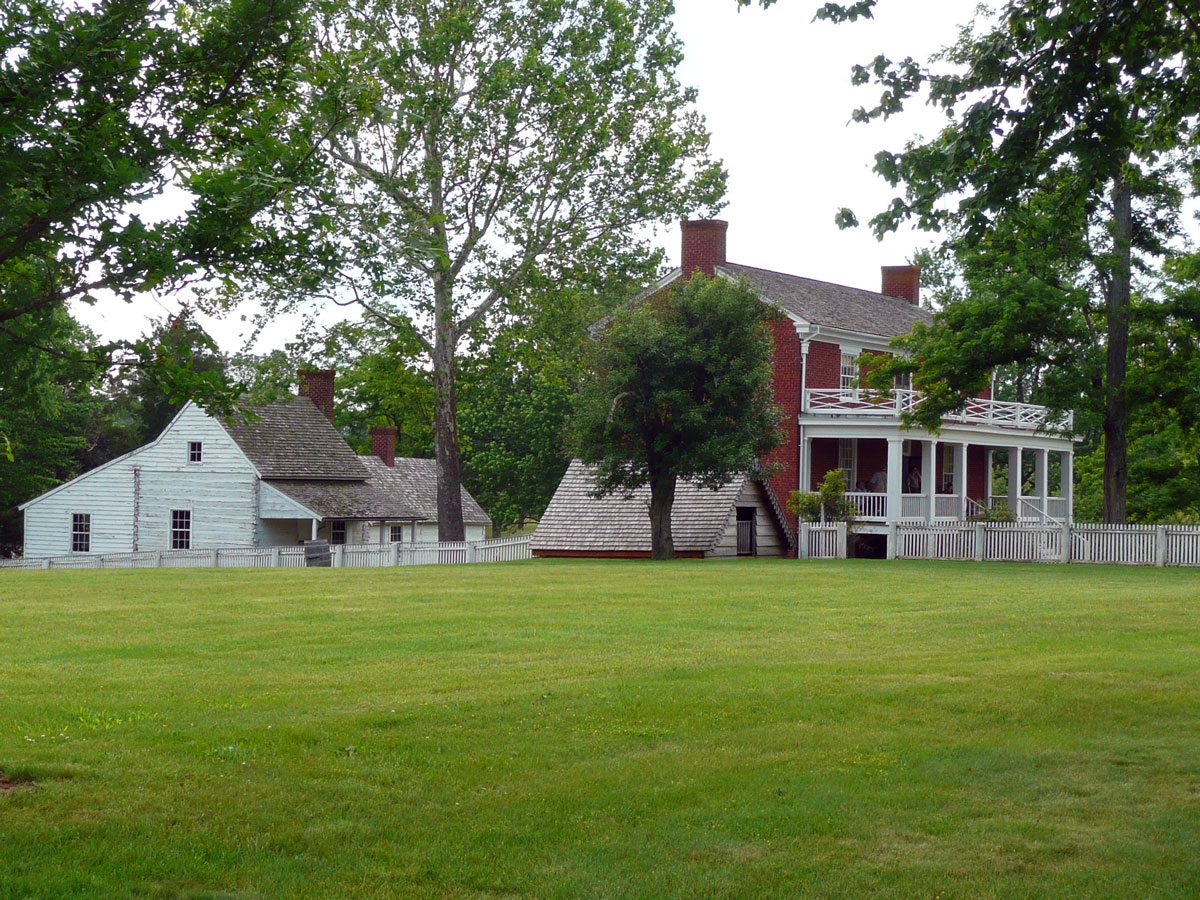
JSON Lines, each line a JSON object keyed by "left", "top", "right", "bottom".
{"left": 907, "top": 465, "right": 921, "bottom": 493}
{"left": 868, "top": 470, "right": 885, "bottom": 492}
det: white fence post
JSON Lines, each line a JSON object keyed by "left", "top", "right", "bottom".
{"left": 974, "top": 523, "right": 985, "bottom": 562}
{"left": 1156, "top": 525, "right": 1168, "bottom": 567}
{"left": 836, "top": 523, "right": 848, "bottom": 559}
{"left": 210, "top": 549, "right": 220, "bottom": 567}
{"left": 886, "top": 522, "right": 897, "bottom": 560}
{"left": 392, "top": 542, "right": 401, "bottom": 567}
{"left": 466, "top": 542, "right": 477, "bottom": 564}
{"left": 333, "top": 545, "right": 343, "bottom": 568}
{"left": 1060, "top": 523, "right": 1072, "bottom": 564}
{"left": 271, "top": 547, "right": 281, "bottom": 567}
{"left": 799, "top": 523, "right": 809, "bottom": 560}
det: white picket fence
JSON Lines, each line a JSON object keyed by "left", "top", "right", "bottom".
{"left": 892, "top": 522, "right": 1200, "bottom": 567}
{"left": 796, "top": 521, "right": 1200, "bottom": 567}
{"left": 0, "top": 535, "right": 533, "bottom": 571}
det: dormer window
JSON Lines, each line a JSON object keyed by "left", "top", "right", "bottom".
{"left": 188, "top": 441, "right": 203, "bottom": 463}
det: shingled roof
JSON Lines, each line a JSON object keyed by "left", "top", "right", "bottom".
{"left": 266, "top": 478, "right": 419, "bottom": 521}
{"left": 719, "top": 263, "right": 932, "bottom": 338}
{"left": 362, "top": 456, "right": 491, "bottom": 525}
{"left": 220, "top": 398, "right": 367, "bottom": 480}
{"left": 530, "top": 460, "right": 789, "bottom": 554}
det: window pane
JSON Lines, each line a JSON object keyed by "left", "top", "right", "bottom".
{"left": 389, "top": 525, "right": 403, "bottom": 543}
{"left": 71, "top": 513, "right": 90, "bottom": 552}
{"left": 171, "top": 509, "right": 191, "bottom": 549}
{"left": 188, "top": 442, "right": 203, "bottom": 463}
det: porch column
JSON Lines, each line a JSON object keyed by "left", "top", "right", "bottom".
{"left": 953, "top": 442, "right": 967, "bottom": 519}
{"left": 1034, "top": 448, "right": 1049, "bottom": 518}
{"left": 801, "top": 436, "right": 813, "bottom": 494}
{"left": 311, "top": 519, "right": 319, "bottom": 541}
{"left": 1062, "top": 450, "right": 1074, "bottom": 522}
{"left": 886, "top": 437, "right": 903, "bottom": 524}
{"left": 986, "top": 448, "right": 995, "bottom": 506}
{"left": 1007, "top": 446, "right": 1021, "bottom": 515}
{"left": 921, "top": 439, "right": 937, "bottom": 523}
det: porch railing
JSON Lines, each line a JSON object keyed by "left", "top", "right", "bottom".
{"left": 803, "top": 389, "right": 1073, "bottom": 432}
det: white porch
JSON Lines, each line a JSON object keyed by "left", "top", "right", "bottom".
{"left": 800, "top": 432, "right": 1075, "bottom": 526}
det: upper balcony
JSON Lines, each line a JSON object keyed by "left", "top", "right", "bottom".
{"left": 802, "top": 388, "right": 1073, "bottom": 433}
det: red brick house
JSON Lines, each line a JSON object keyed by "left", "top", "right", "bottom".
{"left": 533, "top": 220, "right": 1075, "bottom": 558}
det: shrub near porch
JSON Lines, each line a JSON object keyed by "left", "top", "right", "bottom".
{"left": 1, "top": 560, "right": 1198, "bottom": 899}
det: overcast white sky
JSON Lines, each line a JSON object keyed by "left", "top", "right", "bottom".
{"left": 76, "top": 0, "right": 978, "bottom": 354}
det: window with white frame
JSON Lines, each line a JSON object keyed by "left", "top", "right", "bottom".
{"left": 71, "top": 513, "right": 91, "bottom": 552}
{"left": 170, "top": 509, "right": 191, "bottom": 549}
{"left": 389, "top": 524, "right": 404, "bottom": 543}
{"left": 941, "top": 444, "right": 956, "bottom": 493}
{"left": 188, "top": 441, "right": 203, "bottom": 463}
{"left": 331, "top": 521, "right": 346, "bottom": 545}
{"left": 838, "top": 438, "right": 857, "bottom": 489}
{"left": 840, "top": 353, "right": 859, "bottom": 391}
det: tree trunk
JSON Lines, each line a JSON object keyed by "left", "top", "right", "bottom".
{"left": 648, "top": 472, "right": 676, "bottom": 560}
{"left": 432, "top": 280, "right": 466, "bottom": 543}
{"left": 1104, "top": 174, "right": 1132, "bottom": 524}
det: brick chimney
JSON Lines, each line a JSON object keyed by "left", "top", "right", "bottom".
{"left": 370, "top": 425, "right": 397, "bottom": 467}
{"left": 882, "top": 265, "right": 921, "bottom": 306}
{"left": 298, "top": 368, "right": 336, "bottom": 423}
{"left": 681, "top": 219, "right": 728, "bottom": 278}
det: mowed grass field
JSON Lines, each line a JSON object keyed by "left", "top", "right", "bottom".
{"left": 1, "top": 559, "right": 1199, "bottom": 900}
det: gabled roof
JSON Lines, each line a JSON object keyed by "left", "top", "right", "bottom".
{"left": 530, "top": 460, "right": 791, "bottom": 554}
{"left": 719, "top": 263, "right": 932, "bottom": 338}
{"left": 220, "top": 398, "right": 367, "bottom": 481}
{"left": 361, "top": 456, "right": 491, "bottom": 525}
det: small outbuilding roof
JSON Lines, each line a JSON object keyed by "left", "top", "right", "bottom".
{"left": 530, "top": 460, "right": 792, "bottom": 555}
{"left": 719, "top": 263, "right": 932, "bottom": 338}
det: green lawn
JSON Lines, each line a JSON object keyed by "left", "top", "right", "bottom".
{"left": 1, "top": 559, "right": 1198, "bottom": 899}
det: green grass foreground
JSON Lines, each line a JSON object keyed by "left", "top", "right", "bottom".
{"left": 1, "top": 560, "right": 1199, "bottom": 899}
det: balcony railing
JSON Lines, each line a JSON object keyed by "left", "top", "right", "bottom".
{"left": 803, "top": 389, "right": 1073, "bottom": 432}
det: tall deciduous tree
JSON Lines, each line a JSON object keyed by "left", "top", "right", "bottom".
{"left": 572, "top": 276, "right": 781, "bottom": 560}
{"left": 254, "top": 0, "right": 725, "bottom": 541}
{"left": 1, "top": 0, "right": 335, "bottom": 412}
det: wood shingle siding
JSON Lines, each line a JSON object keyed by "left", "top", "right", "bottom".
{"left": 531, "top": 461, "right": 792, "bottom": 558}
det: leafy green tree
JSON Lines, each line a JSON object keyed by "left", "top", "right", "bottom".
{"left": 803, "top": 0, "right": 1200, "bottom": 522}
{"left": 244, "top": 0, "right": 725, "bottom": 541}
{"left": 572, "top": 276, "right": 782, "bottom": 560}
{"left": 1, "top": 0, "right": 336, "bottom": 413}
{"left": 0, "top": 310, "right": 105, "bottom": 553}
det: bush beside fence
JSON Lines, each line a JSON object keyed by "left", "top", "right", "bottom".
{"left": 0, "top": 535, "right": 533, "bottom": 571}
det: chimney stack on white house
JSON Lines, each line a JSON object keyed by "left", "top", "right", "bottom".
{"left": 370, "top": 425, "right": 397, "bottom": 467}
{"left": 298, "top": 368, "right": 336, "bottom": 423}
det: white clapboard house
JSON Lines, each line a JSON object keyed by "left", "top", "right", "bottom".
{"left": 18, "top": 370, "right": 490, "bottom": 558}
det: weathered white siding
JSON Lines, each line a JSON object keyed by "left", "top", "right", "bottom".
{"left": 709, "top": 481, "right": 785, "bottom": 558}
{"left": 21, "top": 404, "right": 260, "bottom": 557}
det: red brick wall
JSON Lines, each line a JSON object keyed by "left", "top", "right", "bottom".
{"left": 806, "top": 340, "right": 842, "bottom": 390}
{"left": 808, "top": 438, "right": 840, "bottom": 491}
{"left": 298, "top": 369, "right": 336, "bottom": 423}
{"left": 967, "top": 444, "right": 990, "bottom": 501}
{"left": 765, "top": 318, "right": 801, "bottom": 534}
{"left": 680, "top": 219, "right": 728, "bottom": 277}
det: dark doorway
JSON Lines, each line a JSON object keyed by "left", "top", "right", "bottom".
{"left": 736, "top": 507, "right": 757, "bottom": 556}
{"left": 854, "top": 533, "right": 888, "bottom": 559}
